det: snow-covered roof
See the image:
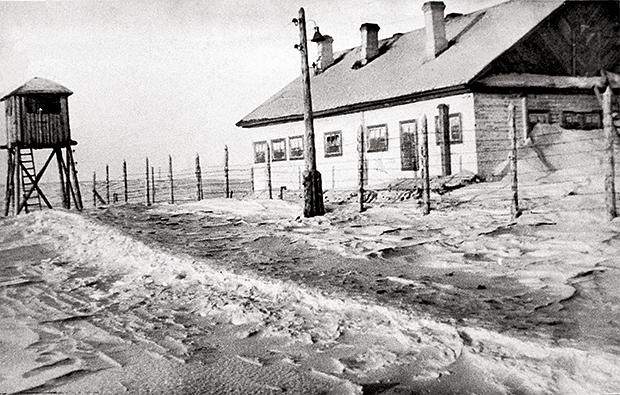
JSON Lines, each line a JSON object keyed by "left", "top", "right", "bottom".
{"left": 237, "top": 0, "right": 565, "bottom": 128}
{"left": 1, "top": 77, "right": 73, "bottom": 101}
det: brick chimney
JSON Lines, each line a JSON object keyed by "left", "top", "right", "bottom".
{"left": 316, "top": 35, "right": 334, "bottom": 72}
{"left": 422, "top": 1, "right": 448, "bottom": 59}
{"left": 360, "top": 23, "right": 380, "bottom": 65}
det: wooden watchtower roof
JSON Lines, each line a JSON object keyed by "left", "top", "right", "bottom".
{"left": 1, "top": 77, "right": 73, "bottom": 99}
{"left": 2, "top": 77, "right": 74, "bottom": 149}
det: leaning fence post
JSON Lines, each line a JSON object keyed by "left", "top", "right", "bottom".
{"left": 358, "top": 125, "right": 365, "bottom": 212}
{"left": 123, "top": 160, "right": 128, "bottom": 203}
{"left": 509, "top": 103, "right": 520, "bottom": 220}
{"left": 196, "top": 154, "right": 203, "bottom": 201}
{"left": 224, "top": 145, "right": 230, "bottom": 198}
{"left": 146, "top": 157, "right": 151, "bottom": 206}
{"left": 603, "top": 85, "right": 617, "bottom": 221}
{"left": 266, "top": 144, "right": 272, "bottom": 199}
{"left": 168, "top": 155, "right": 175, "bottom": 204}
{"left": 421, "top": 115, "right": 431, "bottom": 215}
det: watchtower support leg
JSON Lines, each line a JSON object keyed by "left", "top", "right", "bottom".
{"left": 15, "top": 147, "right": 21, "bottom": 215}
{"left": 4, "top": 148, "right": 16, "bottom": 216}
{"left": 55, "top": 148, "right": 69, "bottom": 209}
{"left": 55, "top": 148, "right": 80, "bottom": 210}
{"left": 64, "top": 147, "right": 71, "bottom": 210}
{"left": 66, "top": 147, "right": 83, "bottom": 210}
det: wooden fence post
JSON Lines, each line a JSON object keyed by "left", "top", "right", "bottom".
{"left": 421, "top": 115, "right": 431, "bottom": 215}
{"left": 603, "top": 85, "right": 617, "bottom": 221}
{"left": 438, "top": 104, "right": 452, "bottom": 177}
{"left": 169, "top": 155, "right": 175, "bottom": 204}
{"left": 224, "top": 145, "right": 230, "bottom": 198}
{"left": 196, "top": 154, "right": 203, "bottom": 201}
{"left": 358, "top": 125, "right": 365, "bottom": 212}
{"left": 250, "top": 167, "right": 255, "bottom": 193}
{"left": 105, "top": 164, "right": 110, "bottom": 205}
{"left": 93, "top": 171, "right": 97, "bottom": 207}
{"left": 146, "top": 157, "right": 151, "bottom": 206}
{"left": 509, "top": 104, "right": 520, "bottom": 220}
{"left": 266, "top": 144, "right": 272, "bottom": 199}
{"left": 151, "top": 166, "right": 156, "bottom": 204}
{"left": 123, "top": 160, "right": 128, "bottom": 203}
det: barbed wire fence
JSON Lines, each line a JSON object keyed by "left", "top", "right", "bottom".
{"left": 90, "top": 91, "right": 619, "bottom": 221}
{"left": 91, "top": 147, "right": 254, "bottom": 208}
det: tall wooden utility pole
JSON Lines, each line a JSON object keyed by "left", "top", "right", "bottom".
{"left": 295, "top": 7, "right": 325, "bottom": 217}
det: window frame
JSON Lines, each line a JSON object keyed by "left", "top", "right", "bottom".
{"left": 253, "top": 141, "right": 267, "bottom": 164}
{"left": 366, "top": 124, "right": 389, "bottom": 153}
{"left": 271, "top": 138, "right": 287, "bottom": 162}
{"left": 435, "top": 113, "right": 463, "bottom": 145}
{"left": 289, "top": 135, "right": 304, "bottom": 160}
{"left": 562, "top": 110, "right": 602, "bottom": 130}
{"left": 324, "top": 131, "right": 343, "bottom": 157}
{"left": 527, "top": 109, "right": 551, "bottom": 132}
{"left": 399, "top": 120, "right": 419, "bottom": 171}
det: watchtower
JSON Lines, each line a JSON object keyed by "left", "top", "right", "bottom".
{"left": 1, "top": 77, "right": 83, "bottom": 215}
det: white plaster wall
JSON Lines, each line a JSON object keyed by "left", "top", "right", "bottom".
{"left": 249, "top": 93, "right": 477, "bottom": 192}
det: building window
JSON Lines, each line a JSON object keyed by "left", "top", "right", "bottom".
{"left": 528, "top": 110, "right": 550, "bottom": 131}
{"left": 26, "top": 95, "right": 61, "bottom": 114}
{"left": 367, "top": 124, "right": 388, "bottom": 152}
{"left": 289, "top": 136, "right": 304, "bottom": 160}
{"left": 324, "top": 131, "right": 342, "bottom": 157}
{"left": 271, "top": 138, "right": 286, "bottom": 161}
{"left": 400, "top": 120, "right": 419, "bottom": 171}
{"left": 562, "top": 111, "right": 602, "bottom": 130}
{"left": 435, "top": 113, "right": 463, "bottom": 145}
{"left": 253, "top": 141, "right": 267, "bottom": 164}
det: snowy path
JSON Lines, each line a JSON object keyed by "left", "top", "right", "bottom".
{"left": 1, "top": 199, "right": 620, "bottom": 393}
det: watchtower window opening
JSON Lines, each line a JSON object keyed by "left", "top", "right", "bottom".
{"left": 26, "top": 95, "right": 61, "bottom": 114}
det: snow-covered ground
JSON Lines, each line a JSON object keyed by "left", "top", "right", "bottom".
{"left": 2, "top": 127, "right": 620, "bottom": 394}
{"left": 0, "top": 193, "right": 619, "bottom": 394}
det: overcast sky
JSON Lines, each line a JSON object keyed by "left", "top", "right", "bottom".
{"left": 0, "top": 0, "right": 506, "bottom": 181}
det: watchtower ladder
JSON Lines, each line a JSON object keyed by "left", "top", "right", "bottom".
{"left": 19, "top": 149, "right": 42, "bottom": 213}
